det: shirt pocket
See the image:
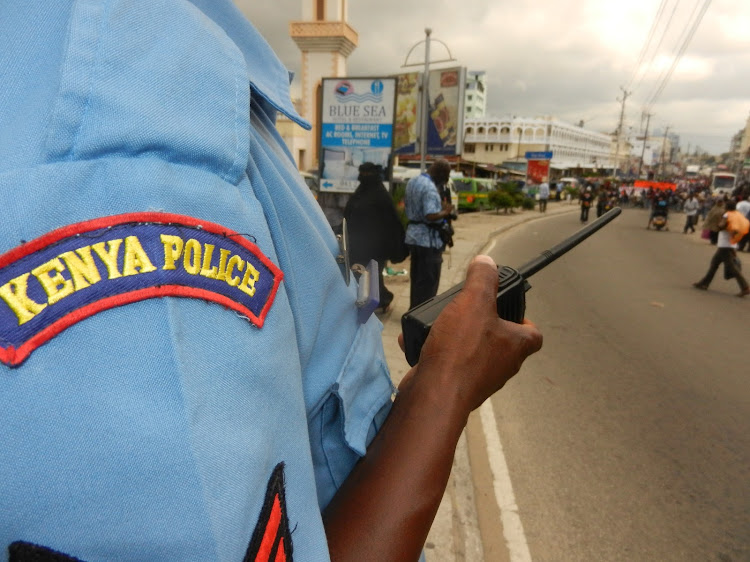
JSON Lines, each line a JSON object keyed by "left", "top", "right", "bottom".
{"left": 307, "top": 320, "right": 395, "bottom": 510}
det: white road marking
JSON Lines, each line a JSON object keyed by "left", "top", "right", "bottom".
{"left": 484, "top": 238, "right": 497, "bottom": 255}
{"left": 479, "top": 399, "right": 532, "bottom": 562}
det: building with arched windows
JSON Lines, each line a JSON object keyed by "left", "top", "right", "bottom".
{"left": 463, "top": 116, "right": 618, "bottom": 175}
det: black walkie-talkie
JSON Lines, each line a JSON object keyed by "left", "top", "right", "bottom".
{"left": 401, "top": 207, "right": 622, "bottom": 367}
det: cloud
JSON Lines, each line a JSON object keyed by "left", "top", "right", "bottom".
{"left": 235, "top": 0, "right": 750, "bottom": 155}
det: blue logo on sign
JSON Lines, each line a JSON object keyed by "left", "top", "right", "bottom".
{"left": 371, "top": 81, "right": 384, "bottom": 95}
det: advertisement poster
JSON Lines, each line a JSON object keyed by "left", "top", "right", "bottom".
{"left": 319, "top": 77, "right": 396, "bottom": 193}
{"left": 394, "top": 67, "right": 466, "bottom": 156}
{"left": 393, "top": 73, "right": 420, "bottom": 154}
{"left": 526, "top": 160, "right": 551, "bottom": 184}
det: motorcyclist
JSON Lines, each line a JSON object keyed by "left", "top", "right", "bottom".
{"left": 647, "top": 193, "right": 670, "bottom": 230}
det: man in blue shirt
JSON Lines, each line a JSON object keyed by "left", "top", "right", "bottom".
{"left": 0, "top": 3, "right": 542, "bottom": 560}
{"left": 404, "top": 160, "right": 455, "bottom": 308}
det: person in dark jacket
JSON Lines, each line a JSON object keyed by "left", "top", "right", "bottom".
{"left": 344, "top": 162, "right": 407, "bottom": 311}
{"left": 580, "top": 186, "right": 594, "bottom": 223}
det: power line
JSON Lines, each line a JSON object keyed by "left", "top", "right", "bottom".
{"left": 626, "top": 0, "right": 669, "bottom": 91}
{"left": 640, "top": 0, "right": 701, "bottom": 105}
{"left": 631, "top": 0, "right": 683, "bottom": 94}
{"left": 645, "top": 0, "right": 713, "bottom": 108}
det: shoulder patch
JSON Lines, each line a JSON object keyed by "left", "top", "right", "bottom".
{"left": 245, "top": 462, "right": 294, "bottom": 562}
{"left": 0, "top": 213, "right": 283, "bottom": 367}
{"left": 8, "top": 541, "right": 83, "bottom": 561}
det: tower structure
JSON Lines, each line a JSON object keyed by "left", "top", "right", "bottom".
{"left": 290, "top": 0, "right": 358, "bottom": 169}
{"left": 464, "top": 71, "right": 487, "bottom": 119}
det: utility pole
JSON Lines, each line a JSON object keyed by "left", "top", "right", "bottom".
{"left": 615, "top": 87, "right": 631, "bottom": 177}
{"left": 637, "top": 112, "right": 652, "bottom": 179}
{"left": 660, "top": 125, "right": 670, "bottom": 178}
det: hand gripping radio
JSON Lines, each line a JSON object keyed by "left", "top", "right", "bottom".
{"left": 401, "top": 207, "right": 622, "bottom": 366}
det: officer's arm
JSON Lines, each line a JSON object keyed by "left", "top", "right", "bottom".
{"left": 323, "top": 255, "right": 543, "bottom": 562}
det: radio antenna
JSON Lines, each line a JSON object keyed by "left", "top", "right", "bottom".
{"left": 518, "top": 207, "right": 622, "bottom": 279}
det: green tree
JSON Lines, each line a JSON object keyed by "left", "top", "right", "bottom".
{"left": 488, "top": 190, "right": 515, "bottom": 214}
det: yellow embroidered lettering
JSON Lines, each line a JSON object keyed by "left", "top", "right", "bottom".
{"left": 238, "top": 262, "right": 260, "bottom": 297}
{"left": 31, "top": 258, "right": 74, "bottom": 305}
{"left": 215, "top": 248, "right": 232, "bottom": 281}
{"left": 225, "top": 255, "right": 245, "bottom": 287}
{"left": 122, "top": 236, "right": 157, "bottom": 277}
{"left": 160, "top": 234, "right": 184, "bottom": 270}
{"left": 59, "top": 246, "right": 102, "bottom": 291}
{"left": 0, "top": 273, "right": 47, "bottom": 325}
{"left": 183, "top": 239, "right": 202, "bottom": 275}
{"left": 91, "top": 240, "right": 123, "bottom": 279}
{"left": 200, "top": 244, "right": 219, "bottom": 279}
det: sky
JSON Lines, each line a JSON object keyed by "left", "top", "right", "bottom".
{"left": 235, "top": 0, "right": 750, "bottom": 156}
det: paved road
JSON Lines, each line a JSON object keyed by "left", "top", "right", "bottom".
{"left": 470, "top": 208, "right": 750, "bottom": 561}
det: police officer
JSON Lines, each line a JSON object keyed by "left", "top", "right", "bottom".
{"left": 0, "top": 3, "right": 542, "bottom": 560}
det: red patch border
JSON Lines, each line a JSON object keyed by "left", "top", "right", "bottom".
{"left": 0, "top": 212, "right": 283, "bottom": 367}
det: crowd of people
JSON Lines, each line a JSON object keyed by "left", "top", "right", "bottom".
{"left": 566, "top": 177, "right": 750, "bottom": 297}
{"left": 349, "top": 171, "right": 750, "bottom": 308}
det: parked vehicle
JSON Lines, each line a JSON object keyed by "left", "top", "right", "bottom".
{"left": 453, "top": 177, "right": 495, "bottom": 211}
{"left": 711, "top": 172, "right": 736, "bottom": 197}
{"left": 559, "top": 177, "right": 579, "bottom": 189}
{"left": 685, "top": 165, "right": 700, "bottom": 179}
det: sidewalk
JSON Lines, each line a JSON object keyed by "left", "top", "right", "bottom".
{"left": 375, "top": 201, "right": 579, "bottom": 561}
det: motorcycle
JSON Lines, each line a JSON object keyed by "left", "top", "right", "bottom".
{"left": 651, "top": 214, "right": 668, "bottom": 230}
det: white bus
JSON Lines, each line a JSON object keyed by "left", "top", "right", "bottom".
{"left": 711, "top": 172, "right": 736, "bottom": 197}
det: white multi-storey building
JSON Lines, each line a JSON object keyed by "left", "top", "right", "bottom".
{"left": 463, "top": 115, "right": 615, "bottom": 173}
{"left": 464, "top": 71, "right": 487, "bottom": 119}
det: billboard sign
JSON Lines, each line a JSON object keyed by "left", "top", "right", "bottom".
{"left": 527, "top": 160, "right": 551, "bottom": 184}
{"left": 394, "top": 67, "right": 466, "bottom": 156}
{"left": 393, "top": 72, "right": 420, "bottom": 155}
{"left": 319, "top": 77, "right": 397, "bottom": 193}
{"left": 526, "top": 152, "right": 552, "bottom": 184}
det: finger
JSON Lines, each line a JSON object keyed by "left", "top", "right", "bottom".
{"left": 397, "top": 332, "right": 405, "bottom": 353}
{"left": 461, "top": 255, "right": 499, "bottom": 305}
{"left": 519, "top": 322, "right": 544, "bottom": 355}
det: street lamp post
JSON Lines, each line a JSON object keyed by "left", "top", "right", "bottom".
{"left": 420, "top": 29, "right": 432, "bottom": 173}
{"left": 402, "top": 29, "right": 456, "bottom": 172}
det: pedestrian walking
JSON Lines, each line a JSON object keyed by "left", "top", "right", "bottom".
{"left": 580, "top": 186, "right": 593, "bottom": 223}
{"left": 538, "top": 179, "right": 550, "bottom": 212}
{"left": 693, "top": 200, "right": 750, "bottom": 297}
{"left": 683, "top": 193, "right": 699, "bottom": 234}
{"left": 703, "top": 198, "right": 726, "bottom": 245}
{"left": 736, "top": 196, "right": 750, "bottom": 252}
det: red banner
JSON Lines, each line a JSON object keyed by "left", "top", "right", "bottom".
{"left": 527, "top": 160, "right": 550, "bottom": 184}
{"left": 634, "top": 180, "right": 676, "bottom": 191}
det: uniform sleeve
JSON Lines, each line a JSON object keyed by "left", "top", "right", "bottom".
{"left": 243, "top": 100, "right": 396, "bottom": 509}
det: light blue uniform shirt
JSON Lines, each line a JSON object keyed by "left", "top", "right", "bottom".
{"left": 0, "top": 1, "right": 394, "bottom": 560}
{"left": 404, "top": 174, "right": 443, "bottom": 249}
